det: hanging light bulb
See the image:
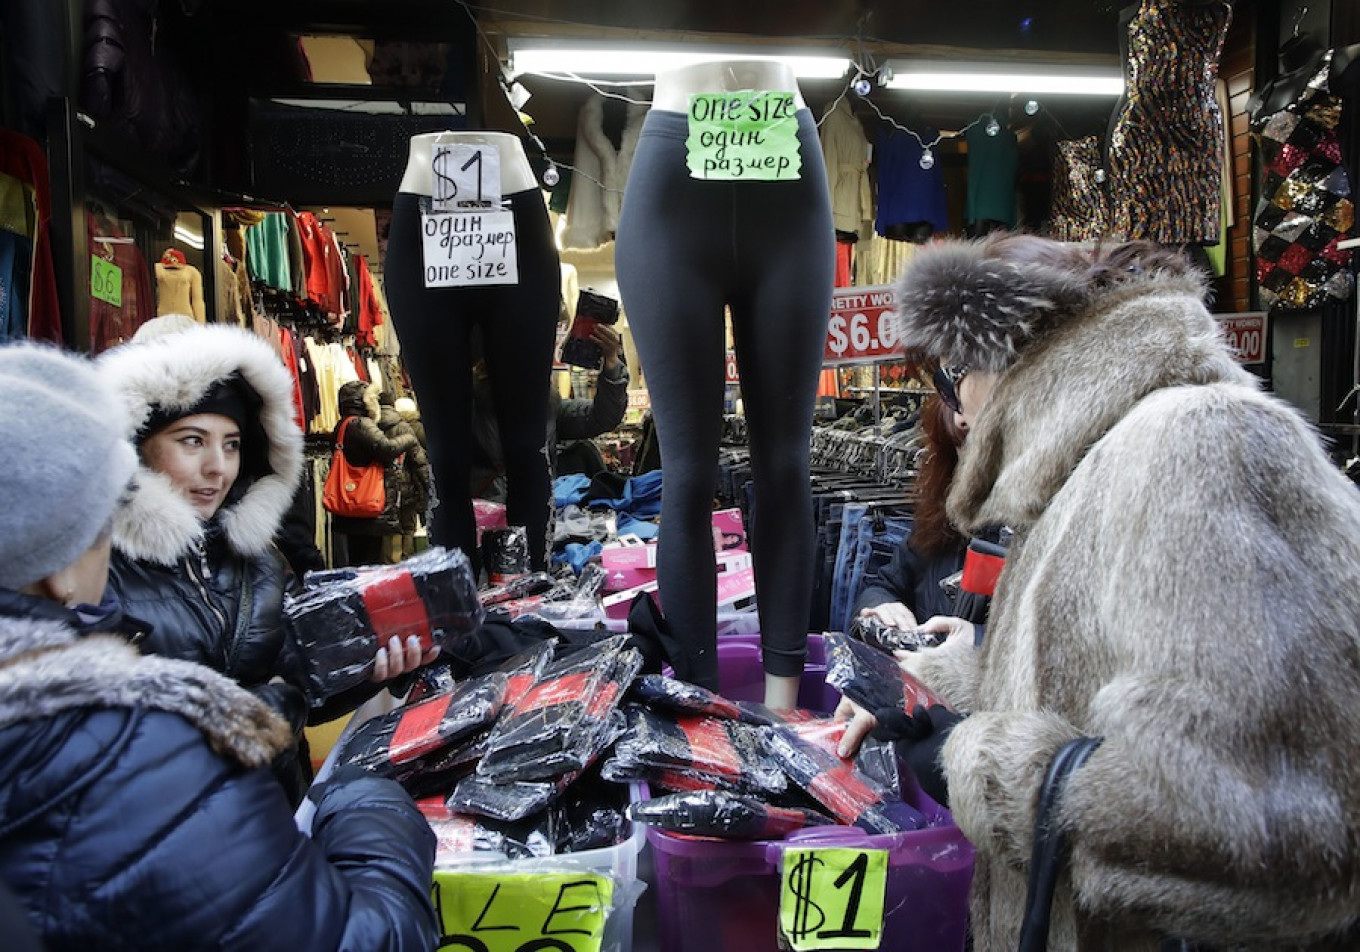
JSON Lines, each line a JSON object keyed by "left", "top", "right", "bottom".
{"left": 1024, "top": 99, "right": 1040, "bottom": 116}
{"left": 1093, "top": 168, "right": 1108, "bottom": 184}
{"left": 852, "top": 74, "right": 873, "bottom": 97}
{"left": 985, "top": 117, "right": 1001, "bottom": 137}
{"left": 919, "top": 148, "right": 935, "bottom": 170}
{"left": 542, "top": 163, "right": 561, "bottom": 187}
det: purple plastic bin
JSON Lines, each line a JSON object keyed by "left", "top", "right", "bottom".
{"left": 658, "top": 633, "right": 842, "bottom": 712}
{"left": 646, "top": 634, "right": 974, "bottom": 952}
{"left": 647, "top": 787, "right": 973, "bottom": 952}
{"left": 713, "top": 633, "right": 842, "bottom": 713}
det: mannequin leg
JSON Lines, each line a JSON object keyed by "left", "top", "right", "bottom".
{"left": 730, "top": 114, "right": 835, "bottom": 683}
{"left": 479, "top": 195, "right": 560, "bottom": 571}
{"left": 615, "top": 271, "right": 729, "bottom": 689}
{"left": 617, "top": 118, "right": 731, "bottom": 688}
{"left": 385, "top": 193, "right": 478, "bottom": 563}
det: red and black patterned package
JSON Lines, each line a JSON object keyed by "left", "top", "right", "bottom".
{"left": 479, "top": 571, "right": 557, "bottom": 607}
{"left": 599, "top": 760, "right": 719, "bottom": 795}
{"left": 476, "top": 636, "right": 643, "bottom": 783}
{"left": 628, "top": 673, "right": 743, "bottom": 721}
{"left": 823, "top": 630, "right": 948, "bottom": 716}
{"left": 763, "top": 723, "right": 925, "bottom": 834}
{"left": 630, "top": 789, "right": 836, "bottom": 841}
{"left": 603, "top": 705, "right": 786, "bottom": 796}
{"left": 849, "top": 615, "right": 945, "bottom": 653}
{"left": 333, "top": 672, "right": 507, "bottom": 781}
{"left": 416, "top": 797, "right": 554, "bottom": 860}
{"left": 285, "top": 546, "right": 484, "bottom": 701}
{"left": 450, "top": 711, "right": 627, "bottom": 821}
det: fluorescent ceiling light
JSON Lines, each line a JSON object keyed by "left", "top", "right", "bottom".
{"left": 173, "top": 224, "right": 204, "bottom": 251}
{"left": 884, "top": 60, "right": 1123, "bottom": 96}
{"left": 508, "top": 39, "right": 850, "bottom": 80}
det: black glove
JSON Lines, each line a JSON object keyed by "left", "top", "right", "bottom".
{"left": 873, "top": 704, "right": 964, "bottom": 807}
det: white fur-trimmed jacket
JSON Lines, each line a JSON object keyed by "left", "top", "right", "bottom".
{"left": 561, "top": 94, "right": 648, "bottom": 250}
{"left": 97, "top": 327, "right": 319, "bottom": 798}
{"left": 894, "top": 249, "right": 1360, "bottom": 950}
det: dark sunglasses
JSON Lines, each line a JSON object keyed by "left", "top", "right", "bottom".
{"left": 932, "top": 365, "right": 968, "bottom": 415}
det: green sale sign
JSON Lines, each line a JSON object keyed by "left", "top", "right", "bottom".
{"left": 685, "top": 90, "right": 802, "bottom": 182}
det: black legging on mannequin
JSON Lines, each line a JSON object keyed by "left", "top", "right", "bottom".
{"left": 615, "top": 109, "right": 834, "bottom": 690}
{"left": 384, "top": 190, "right": 560, "bottom": 572}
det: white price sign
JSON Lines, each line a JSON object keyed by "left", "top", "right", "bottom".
{"left": 431, "top": 144, "right": 502, "bottom": 212}
{"left": 421, "top": 209, "right": 519, "bottom": 288}
{"left": 824, "top": 286, "right": 900, "bottom": 365}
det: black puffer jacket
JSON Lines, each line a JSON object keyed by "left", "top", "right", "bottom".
{"left": 0, "top": 601, "right": 437, "bottom": 952}
{"left": 332, "top": 381, "right": 420, "bottom": 536}
{"left": 110, "top": 524, "right": 303, "bottom": 724}
{"left": 379, "top": 401, "right": 431, "bottom": 534}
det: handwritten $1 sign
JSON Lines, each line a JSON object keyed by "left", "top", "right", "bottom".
{"left": 824, "top": 285, "right": 900, "bottom": 365}
{"left": 779, "top": 847, "right": 888, "bottom": 951}
{"left": 432, "top": 869, "right": 614, "bottom": 952}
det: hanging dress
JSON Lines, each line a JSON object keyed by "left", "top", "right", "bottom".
{"left": 1048, "top": 136, "right": 1111, "bottom": 242}
{"left": 1251, "top": 50, "right": 1356, "bottom": 310}
{"left": 1107, "top": 0, "right": 1232, "bottom": 244}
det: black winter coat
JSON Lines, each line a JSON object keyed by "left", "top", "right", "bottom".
{"left": 379, "top": 405, "right": 431, "bottom": 534}
{"left": 108, "top": 524, "right": 384, "bottom": 804}
{"left": 852, "top": 534, "right": 966, "bottom": 624}
{"left": 0, "top": 604, "right": 437, "bottom": 952}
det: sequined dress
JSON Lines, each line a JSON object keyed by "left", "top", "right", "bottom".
{"left": 1251, "top": 51, "right": 1356, "bottom": 310}
{"left": 1049, "top": 136, "right": 1110, "bottom": 242}
{"left": 1107, "top": 0, "right": 1232, "bottom": 244}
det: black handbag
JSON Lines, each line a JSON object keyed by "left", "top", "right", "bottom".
{"left": 1018, "top": 737, "right": 1207, "bottom": 952}
{"left": 1018, "top": 736, "right": 1103, "bottom": 952}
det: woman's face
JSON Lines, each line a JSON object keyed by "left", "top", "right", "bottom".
{"left": 140, "top": 413, "right": 242, "bottom": 520}
{"left": 955, "top": 371, "right": 1000, "bottom": 433}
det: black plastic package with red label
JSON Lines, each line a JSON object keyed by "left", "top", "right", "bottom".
{"left": 285, "top": 546, "right": 484, "bottom": 701}
{"left": 627, "top": 673, "right": 743, "bottom": 721}
{"left": 823, "top": 630, "right": 948, "bottom": 716}
{"left": 630, "top": 789, "right": 835, "bottom": 840}
{"left": 602, "top": 705, "right": 786, "bottom": 796}
{"left": 762, "top": 722, "right": 925, "bottom": 834}
{"left": 332, "top": 672, "right": 506, "bottom": 781}
{"left": 476, "top": 636, "right": 642, "bottom": 783}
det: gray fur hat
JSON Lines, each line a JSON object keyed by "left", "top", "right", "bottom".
{"left": 892, "top": 239, "right": 1090, "bottom": 374}
{"left": 0, "top": 343, "right": 138, "bottom": 590}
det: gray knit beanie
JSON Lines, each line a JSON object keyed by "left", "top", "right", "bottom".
{"left": 0, "top": 343, "right": 139, "bottom": 591}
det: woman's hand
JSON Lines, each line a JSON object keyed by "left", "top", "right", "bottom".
{"left": 891, "top": 615, "right": 974, "bottom": 661}
{"left": 833, "top": 696, "right": 879, "bottom": 759}
{"left": 859, "top": 601, "right": 918, "bottom": 631}
{"left": 370, "top": 635, "right": 441, "bottom": 683}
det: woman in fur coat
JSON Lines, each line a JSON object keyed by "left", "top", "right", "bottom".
{"left": 0, "top": 342, "right": 437, "bottom": 950}
{"left": 100, "top": 325, "right": 432, "bottom": 805}
{"left": 844, "top": 236, "right": 1360, "bottom": 950}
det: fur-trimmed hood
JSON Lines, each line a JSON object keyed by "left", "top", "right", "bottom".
{"left": 0, "top": 613, "right": 291, "bottom": 768}
{"left": 892, "top": 241, "right": 1253, "bottom": 532}
{"left": 893, "top": 239, "right": 1091, "bottom": 374}
{"left": 99, "top": 325, "right": 303, "bottom": 565}
{"left": 337, "top": 379, "right": 381, "bottom": 422}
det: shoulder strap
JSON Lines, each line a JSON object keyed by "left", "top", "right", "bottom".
{"left": 336, "top": 416, "right": 354, "bottom": 452}
{"left": 1017, "top": 736, "right": 1103, "bottom": 952}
